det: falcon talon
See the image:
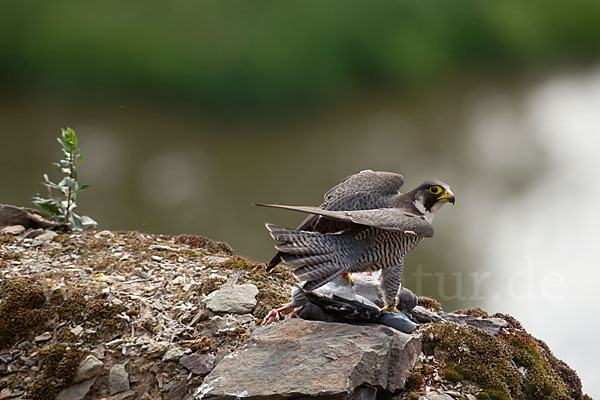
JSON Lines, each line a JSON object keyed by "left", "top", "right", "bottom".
{"left": 259, "top": 170, "right": 454, "bottom": 311}
{"left": 284, "top": 311, "right": 301, "bottom": 320}
{"left": 341, "top": 272, "right": 354, "bottom": 285}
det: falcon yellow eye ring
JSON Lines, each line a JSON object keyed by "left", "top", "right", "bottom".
{"left": 428, "top": 186, "right": 442, "bottom": 195}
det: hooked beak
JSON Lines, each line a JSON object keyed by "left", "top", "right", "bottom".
{"left": 438, "top": 189, "right": 455, "bottom": 204}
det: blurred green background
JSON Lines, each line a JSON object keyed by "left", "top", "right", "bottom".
{"left": 1, "top": 1, "right": 600, "bottom": 394}
{"left": 2, "top": 1, "right": 600, "bottom": 112}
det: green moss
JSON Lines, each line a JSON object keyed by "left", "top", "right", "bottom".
{"left": 25, "top": 344, "right": 86, "bottom": 399}
{"left": 126, "top": 309, "right": 140, "bottom": 317}
{"left": 423, "top": 318, "right": 578, "bottom": 400}
{"left": 252, "top": 284, "right": 290, "bottom": 319}
{"left": 0, "top": 278, "right": 48, "bottom": 349}
{"left": 405, "top": 394, "right": 420, "bottom": 400}
{"left": 422, "top": 322, "right": 521, "bottom": 399}
{"left": 175, "top": 234, "right": 233, "bottom": 255}
{"left": 417, "top": 296, "right": 442, "bottom": 312}
{"left": 52, "top": 234, "right": 69, "bottom": 243}
{"left": 484, "top": 389, "right": 512, "bottom": 400}
{"left": 39, "top": 343, "right": 86, "bottom": 384}
{"left": 510, "top": 337, "right": 568, "bottom": 399}
{"left": 180, "top": 249, "right": 200, "bottom": 258}
{"left": 444, "top": 366, "right": 464, "bottom": 383}
{"left": 25, "top": 379, "right": 58, "bottom": 400}
{"left": 199, "top": 277, "right": 225, "bottom": 295}
{"left": 405, "top": 371, "right": 425, "bottom": 391}
{"left": 476, "top": 393, "right": 490, "bottom": 400}
{"left": 456, "top": 307, "right": 489, "bottom": 318}
{"left": 221, "top": 255, "right": 259, "bottom": 270}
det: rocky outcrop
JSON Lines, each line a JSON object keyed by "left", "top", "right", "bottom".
{"left": 0, "top": 225, "right": 590, "bottom": 400}
{"left": 0, "top": 204, "right": 67, "bottom": 231}
{"left": 195, "top": 318, "right": 421, "bottom": 399}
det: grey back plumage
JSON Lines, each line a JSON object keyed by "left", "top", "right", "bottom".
{"left": 267, "top": 170, "right": 409, "bottom": 269}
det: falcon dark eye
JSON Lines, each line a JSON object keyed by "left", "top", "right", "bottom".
{"left": 428, "top": 186, "right": 442, "bottom": 195}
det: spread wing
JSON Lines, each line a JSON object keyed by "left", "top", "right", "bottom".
{"left": 296, "top": 170, "right": 405, "bottom": 231}
{"left": 257, "top": 204, "right": 434, "bottom": 238}
{"left": 265, "top": 170, "right": 405, "bottom": 269}
{"left": 322, "top": 170, "right": 405, "bottom": 210}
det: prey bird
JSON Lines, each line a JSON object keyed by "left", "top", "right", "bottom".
{"left": 259, "top": 170, "right": 454, "bottom": 312}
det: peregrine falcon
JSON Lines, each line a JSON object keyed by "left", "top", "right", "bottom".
{"left": 259, "top": 170, "right": 454, "bottom": 311}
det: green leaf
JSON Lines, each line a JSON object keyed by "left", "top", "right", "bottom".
{"left": 76, "top": 153, "right": 84, "bottom": 166}
{"left": 80, "top": 184, "right": 90, "bottom": 190}
{"left": 42, "top": 180, "right": 60, "bottom": 190}
{"left": 58, "top": 177, "right": 75, "bottom": 188}
{"left": 61, "top": 128, "right": 78, "bottom": 152}
{"left": 70, "top": 212, "right": 83, "bottom": 231}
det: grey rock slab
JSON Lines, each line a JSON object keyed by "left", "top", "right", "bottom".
{"left": 70, "top": 325, "right": 84, "bottom": 337}
{"left": 211, "top": 314, "right": 254, "bottom": 336}
{"left": 23, "top": 228, "right": 44, "bottom": 238}
{"left": 179, "top": 353, "right": 215, "bottom": 376}
{"left": 203, "top": 284, "right": 258, "bottom": 314}
{"left": 444, "top": 390, "right": 462, "bottom": 397}
{"left": 107, "top": 390, "right": 136, "bottom": 400}
{"left": 348, "top": 386, "right": 377, "bottom": 400}
{"left": 194, "top": 318, "right": 421, "bottom": 399}
{"left": 0, "top": 204, "right": 63, "bottom": 230}
{"left": 109, "top": 364, "right": 130, "bottom": 395}
{"left": 162, "top": 346, "right": 184, "bottom": 362}
{"left": 1, "top": 225, "right": 25, "bottom": 235}
{"left": 411, "top": 306, "right": 443, "bottom": 323}
{"left": 167, "top": 382, "right": 189, "bottom": 400}
{"left": 145, "top": 341, "right": 169, "bottom": 358}
{"left": 74, "top": 355, "right": 104, "bottom": 383}
{"left": 34, "top": 332, "right": 52, "bottom": 342}
{"left": 202, "top": 256, "right": 229, "bottom": 265}
{"left": 0, "top": 388, "right": 12, "bottom": 400}
{"left": 57, "top": 377, "right": 96, "bottom": 400}
{"left": 419, "top": 393, "right": 454, "bottom": 400}
{"left": 439, "top": 312, "right": 507, "bottom": 336}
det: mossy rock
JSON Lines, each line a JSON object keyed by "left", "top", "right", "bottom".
{"left": 405, "top": 371, "right": 425, "bottom": 391}
{"left": 39, "top": 343, "right": 86, "bottom": 384}
{"left": 25, "top": 379, "right": 58, "bottom": 400}
{"left": 0, "top": 278, "right": 49, "bottom": 349}
{"left": 175, "top": 234, "right": 233, "bottom": 255}
{"left": 417, "top": 296, "right": 442, "bottom": 312}
{"left": 444, "top": 367, "right": 464, "bottom": 383}
{"left": 423, "top": 321, "right": 521, "bottom": 399}
{"left": 423, "top": 319, "right": 575, "bottom": 400}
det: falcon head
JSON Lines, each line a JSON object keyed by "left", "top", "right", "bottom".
{"left": 409, "top": 180, "right": 455, "bottom": 223}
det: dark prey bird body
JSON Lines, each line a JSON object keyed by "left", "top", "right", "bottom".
{"left": 261, "top": 170, "right": 455, "bottom": 310}
{"left": 298, "top": 288, "right": 418, "bottom": 333}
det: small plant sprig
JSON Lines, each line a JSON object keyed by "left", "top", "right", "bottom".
{"left": 31, "top": 128, "right": 96, "bottom": 231}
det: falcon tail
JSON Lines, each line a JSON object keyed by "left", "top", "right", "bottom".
{"left": 265, "top": 223, "right": 358, "bottom": 291}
